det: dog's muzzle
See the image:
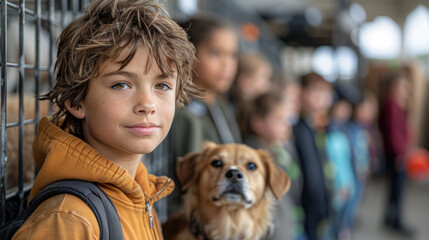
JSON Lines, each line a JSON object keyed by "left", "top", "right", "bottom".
{"left": 224, "top": 169, "right": 245, "bottom": 198}
{"left": 225, "top": 169, "right": 243, "bottom": 182}
{"left": 212, "top": 169, "right": 253, "bottom": 207}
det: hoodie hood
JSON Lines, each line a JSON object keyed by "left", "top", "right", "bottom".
{"left": 30, "top": 117, "right": 174, "bottom": 204}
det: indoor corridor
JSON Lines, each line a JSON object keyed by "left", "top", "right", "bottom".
{"left": 354, "top": 177, "right": 429, "bottom": 240}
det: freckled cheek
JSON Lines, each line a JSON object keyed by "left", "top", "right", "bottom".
{"left": 157, "top": 97, "right": 176, "bottom": 124}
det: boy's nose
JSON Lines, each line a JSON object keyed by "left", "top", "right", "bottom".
{"left": 135, "top": 94, "right": 156, "bottom": 115}
{"left": 138, "top": 103, "right": 156, "bottom": 115}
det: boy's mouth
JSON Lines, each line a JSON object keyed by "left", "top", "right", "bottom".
{"left": 127, "top": 122, "right": 160, "bottom": 135}
{"left": 131, "top": 122, "right": 159, "bottom": 127}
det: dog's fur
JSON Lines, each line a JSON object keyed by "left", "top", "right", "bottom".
{"left": 163, "top": 142, "right": 290, "bottom": 240}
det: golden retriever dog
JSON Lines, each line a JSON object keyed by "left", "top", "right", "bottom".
{"left": 163, "top": 142, "right": 290, "bottom": 240}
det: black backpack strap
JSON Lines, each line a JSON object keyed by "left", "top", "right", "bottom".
{"left": 27, "top": 180, "right": 123, "bottom": 240}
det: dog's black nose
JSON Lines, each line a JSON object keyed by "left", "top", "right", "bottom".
{"left": 225, "top": 169, "right": 243, "bottom": 182}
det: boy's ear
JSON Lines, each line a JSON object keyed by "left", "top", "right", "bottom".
{"left": 65, "top": 99, "right": 85, "bottom": 119}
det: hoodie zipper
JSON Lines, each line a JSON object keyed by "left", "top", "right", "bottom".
{"left": 145, "top": 178, "right": 172, "bottom": 228}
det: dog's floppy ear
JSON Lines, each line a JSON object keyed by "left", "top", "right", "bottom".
{"left": 177, "top": 152, "right": 200, "bottom": 191}
{"left": 258, "top": 149, "right": 290, "bottom": 200}
{"left": 177, "top": 142, "right": 218, "bottom": 191}
{"left": 201, "top": 141, "right": 217, "bottom": 150}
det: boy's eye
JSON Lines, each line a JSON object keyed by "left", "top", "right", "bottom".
{"left": 112, "top": 83, "right": 130, "bottom": 90}
{"left": 154, "top": 83, "right": 171, "bottom": 91}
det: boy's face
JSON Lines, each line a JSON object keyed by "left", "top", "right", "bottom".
{"left": 239, "top": 65, "right": 272, "bottom": 100}
{"left": 194, "top": 28, "right": 238, "bottom": 94}
{"left": 69, "top": 47, "right": 176, "bottom": 161}
{"left": 302, "top": 83, "right": 332, "bottom": 114}
{"left": 331, "top": 100, "right": 352, "bottom": 122}
{"left": 356, "top": 100, "right": 377, "bottom": 124}
{"left": 253, "top": 103, "right": 289, "bottom": 145}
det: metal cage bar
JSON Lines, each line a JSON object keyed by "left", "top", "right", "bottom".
{"left": 47, "top": 0, "right": 54, "bottom": 116}
{"left": 35, "top": 0, "right": 41, "bottom": 134}
{"left": 17, "top": 0, "right": 26, "bottom": 216}
{"left": 0, "top": 0, "right": 8, "bottom": 227}
{"left": 6, "top": 2, "right": 36, "bottom": 17}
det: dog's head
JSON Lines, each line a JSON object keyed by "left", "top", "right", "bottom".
{"left": 177, "top": 142, "right": 290, "bottom": 209}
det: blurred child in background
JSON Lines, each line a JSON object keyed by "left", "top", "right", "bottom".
{"left": 244, "top": 91, "right": 288, "bottom": 150}
{"left": 324, "top": 86, "right": 357, "bottom": 240}
{"left": 229, "top": 51, "right": 273, "bottom": 136}
{"left": 293, "top": 73, "right": 332, "bottom": 240}
{"left": 379, "top": 73, "right": 414, "bottom": 237}
{"left": 355, "top": 91, "right": 385, "bottom": 178}
{"left": 346, "top": 91, "right": 376, "bottom": 229}
{"left": 243, "top": 89, "right": 304, "bottom": 240}
{"left": 172, "top": 14, "right": 241, "bottom": 151}
{"left": 278, "top": 81, "right": 306, "bottom": 240}
{"left": 167, "top": 14, "right": 241, "bottom": 215}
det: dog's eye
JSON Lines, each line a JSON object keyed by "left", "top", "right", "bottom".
{"left": 211, "top": 160, "right": 223, "bottom": 168}
{"left": 246, "top": 162, "right": 257, "bottom": 171}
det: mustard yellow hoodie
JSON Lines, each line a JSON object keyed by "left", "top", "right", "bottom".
{"left": 12, "top": 117, "right": 174, "bottom": 240}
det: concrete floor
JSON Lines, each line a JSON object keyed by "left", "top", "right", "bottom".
{"left": 352, "top": 177, "right": 429, "bottom": 240}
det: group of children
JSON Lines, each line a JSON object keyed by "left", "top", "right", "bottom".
{"left": 7, "top": 0, "right": 394, "bottom": 239}
{"left": 160, "top": 10, "right": 381, "bottom": 240}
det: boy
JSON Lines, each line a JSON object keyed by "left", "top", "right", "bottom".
{"left": 12, "top": 0, "right": 199, "bottom": 239}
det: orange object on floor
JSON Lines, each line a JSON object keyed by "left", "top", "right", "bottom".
{"left": 406, "top": 148, "right": 429, "bottom": 180}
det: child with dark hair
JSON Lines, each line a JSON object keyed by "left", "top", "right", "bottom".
{"left": 324, "top": 84, "right": 358, "bottom": 240}
{"left": 354, "top": 91, "right": 384, "bottom": 177}
{"left": 172, "top": 14, "right": 241, "bottom": 149}
{"left": 343, "top": 91, "right": 375, "bottom": 233}
{"left": 244, "top": 92, "right": 288, "bottom": 149}
{"left": 243, "top": 89, "right": 304, "bottom": 240}
{"left": 12, "top": 0, "right": 199, "bottom": 239}
{"left": 293, "top": 73, "right": 332, "bottom": 240}
{"left": 167, "top": 14, "right": 241, "bottom": 215}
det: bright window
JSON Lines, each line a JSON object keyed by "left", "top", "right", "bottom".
{"left": 359, "top": 17, "right": 401, "bottom": 59}
{"left": 404, "top": 5, "right": 429, "bottom": 56}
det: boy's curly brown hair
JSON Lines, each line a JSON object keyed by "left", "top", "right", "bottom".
{"left": 43, "top": 0, "right": 200, "bottom": 136}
